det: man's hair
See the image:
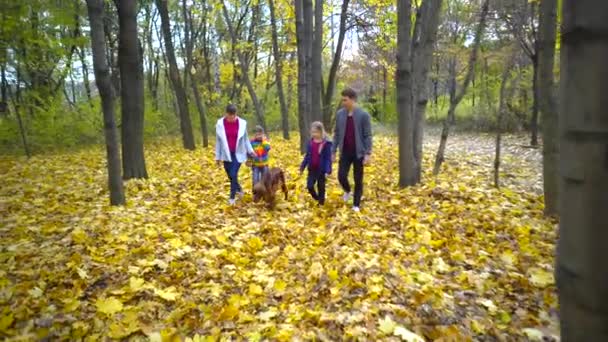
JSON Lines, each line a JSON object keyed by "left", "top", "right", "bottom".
{"left": 341, "top": 88, "right": 357, "bottom": 100}
{"left": 254, "top": 125, "right": 264, "bottom": 134}
{"left": 226, "top": 104, "right": 237, "bottom": 114}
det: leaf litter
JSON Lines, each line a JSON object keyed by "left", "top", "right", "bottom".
{"left": 0, "top": 131, "right": 558, "bottom": 340}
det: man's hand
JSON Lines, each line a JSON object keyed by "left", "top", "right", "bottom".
{"left": 363, "top": 154, "right": 372, "bottom": 166}
{"left": 332, "top": 153, "right": 336, "bottom": 163}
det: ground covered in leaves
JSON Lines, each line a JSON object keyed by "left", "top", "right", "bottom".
{"left": 1, "top": 131, "right": 558, "bottom": 341}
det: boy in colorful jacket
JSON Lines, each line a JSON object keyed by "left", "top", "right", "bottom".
{"left": 249, "top": 126, "right": 271, "bottom": 189}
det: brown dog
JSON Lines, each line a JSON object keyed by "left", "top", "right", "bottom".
{"left": 252, "top": 167, "right": 288, "bottom": 208}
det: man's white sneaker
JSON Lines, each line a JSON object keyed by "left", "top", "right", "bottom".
{"left": 237, "top": 191, "right": 244, "bottom": 200}
{"left": 343, "top": 192, "right": 351, "bottom": 203}
{"left": 228, "top": 198, "right": 236, "bottom": 206}
{"left": 352, "top": 206, "right": 360, "bottom": 212}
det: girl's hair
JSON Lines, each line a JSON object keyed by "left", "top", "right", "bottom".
{"left": 310, "top": 121, "right": 326, "bottom": 138}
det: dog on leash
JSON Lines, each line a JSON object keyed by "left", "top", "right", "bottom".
{"left": 252, "top": 167, "right": 288, "bottom": 208}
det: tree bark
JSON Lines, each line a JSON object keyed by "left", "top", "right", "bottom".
{"left": 117, "top": 0, "right": 148, "bottom": 179}
{"left": 494, "top": 53, "right": 516, "bottom": 188}
{"left": 221, "top": 0, "right": 267, "bottom": 132}
{"left": 182, "top": 0, "right": 209, "bottom": 147}
{"left": 295, "top": 0, "right": 311, "bottom": 153}
{"left": 156, "top": 0, "right": 195, "bottom": 150}
{"left": 323, "top": 0, "right": 350, "bottom": 132}
{"left": 538, "top": 0, "right": 559, "bottom": 216}
{"left": 269, "top": 0, "right": 290, "bottom": 139}
{"left": 311, "top": 0, "right": 323, "bottom": 123}
{"left": 411, "top": 0, "right": 443, "bottom": 183}
{"left": 86, "top": 0, "right": 125, "bottom": 205}
{"left": 530, "top": 55, "right": 539, "bottom": 146}
{"left": 78, "top": 47, "right": 93, "bottom": 105}
{"left": 397, "top": 0, "right": 417, "bottom": 187}
{"left": 433, "top": 0, "right": 489, "bottom": 175}
{"left": 556, "top": 1, "right": 608, "bottom": 340}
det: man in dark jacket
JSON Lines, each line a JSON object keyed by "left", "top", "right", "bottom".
{"left": 331, "top": 88, "right": 373, "bottom": 212}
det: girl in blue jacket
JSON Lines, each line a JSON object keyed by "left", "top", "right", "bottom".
{"left": 300, "top": 121, "right": 333, "bottom": 206}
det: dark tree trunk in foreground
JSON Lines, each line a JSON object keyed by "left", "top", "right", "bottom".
{"left": 411, "top": 0, "right": 443, "bottom": 183}
{"left": 87, "top": 0, "right": 125, "bottom": 205}
{"left": 556, "top": 1, "right": 608, "bottom": 340}
{"left": 295, "top": 0, "right": 311, "bottom": 153}
{"left": 433, "top": 0, "right": 489, "bottom": 175}
{"left": 311, "top": 0, "right": 323, "bottom": 123}
{"left": 117, "top": 0, "right": 148, "bottom": 179}
{"left": 269, "top": 0, "right": 290, "bottom": 139}
{"left": 538, "top": 0, "right": 559, "bottom": 216}
{"left": 397, "top": 0, "right": 416, "bottom": 187}
{"left": 156, "top": 0, "right": 196, "bottom": 150}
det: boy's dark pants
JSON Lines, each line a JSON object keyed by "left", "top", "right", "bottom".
{"left": 307, "top": 169, "right": 326, "bottom": 205}
{"left": 338, "top": 153, "right": 364, "bottom": 207}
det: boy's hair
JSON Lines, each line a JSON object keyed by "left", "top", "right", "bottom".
{"left": 311, "top": 121, "right": 326, "bottom": 138}
{"left": 254, "top": 125, "right": 265, "bottom": 134}
{"left": 341, "top": 87, "right": 357, "bottom": 100}
{"left": 226, "top": 104, "right": 237, "bottom": 114}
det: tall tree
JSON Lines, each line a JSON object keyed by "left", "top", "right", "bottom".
{"left": 556, "top": 0, "right": 608, "bottom": 339}
{"left": 156, "top": 0, "right": 196, "bottom": 150}
{"left": 311, "top": 0, "right": 323, "bottom": 123}
{"left": 295, "top": 0, "right": 313, "bottom": 152}
{"left": 411, "top": 0, "right": 443, "bottom": 183}
{"left": 182, "top": 0, "right": 210, "bottom": 147}
{"left": 433, "top": 0, "right": 490, "bottom": 175}
{"left": 494, "top": 50, "right": 517, "bottom": 188}
{"left": 538, "top": 0, "right": 559, "bottom": 216}
{"left": 397, "top": 0, "right": 416, "bottom": 187}
{"left": 269, "top": 0, "right": 290, "bottom": 139}
{"left": 116, "top": 0, "right": 148, "bottom": 179}
{"left": 86, "top": 0, "right": 125, "bottom": 205}
{"left": 322, "top": 0, "right": 350, "bottom": 131}
{"left": 221, "top": 0, "right": 267, "bottom": 132}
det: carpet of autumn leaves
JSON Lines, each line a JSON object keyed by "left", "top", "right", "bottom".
{"left": 0, "top": 131, "right": 558, "bottom": 341}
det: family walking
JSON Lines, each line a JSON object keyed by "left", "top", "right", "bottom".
{"left": 214, "top": 88, "right": 373, "bottom": 211}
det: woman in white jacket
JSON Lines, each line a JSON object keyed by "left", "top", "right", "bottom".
{"left": 215, "top": 104, "right": 255, "bottom": 205}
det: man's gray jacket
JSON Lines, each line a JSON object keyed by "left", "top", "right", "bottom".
{"left": 331, "top": 107, "right": 373, "bottom": 159}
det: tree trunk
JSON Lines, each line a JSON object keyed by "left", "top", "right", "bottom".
{"left": 86, "top": 0, "right": 125, "bottom": 205}
{"left": 221, "top": 1, "right": 267, "bottom": 132}
{"left": 397, "top": 0, "right": 417, "bottom": 187}
{"left": 117, "top": 0, "right": 148, "bottom": 179}
{"left": 304, "top": 0, "right": 314, "bottom": 123}
{"left": 295, "top": 0, "right": 311, "bottom": 153}
{"left": 494, "top": 53, "right": 516, "bottom": 188}
{"left": 78, "top": 47, "right": 93, "bottom": 105}
{"left": 412, "top": 0, "right": 443, "bottom": 183}
{"left": 269, "top": 0, "right": 290, "bottom": 139}
{"left": 323, "top": 0, "right": 350, "bottom": 132}
{"left": 433, "top": 0, "right": 489, "bottom": 176}
{"left": 530, "top": 55, "right": 539, "bottom": 146}
{"left": 311, "top": 0, "right": 323, "bottom": 123}
{"left": 556, "top": 1, "right": 608, "bottom": 340}
{"left": 156, "top": 0, "right": 196, "bottom": 150}
{"left": 538, "top": 0, "right": 559, "bottom": 216}
{"left": 182, "top": 0, "right": 209, "bottom": 147}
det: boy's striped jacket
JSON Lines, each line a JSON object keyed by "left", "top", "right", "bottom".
{"left": 250, "top": 138, "right": 271, "bottom": 167}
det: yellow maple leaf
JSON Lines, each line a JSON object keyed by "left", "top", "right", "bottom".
{"left": 378, "top": 315, "right": 397, "bottom": 335}
{"left": 394, "top": 326, "right": 425, "bottom": 341}
{"left": 247, "top": 236, "right": 264, "bottom": 251}
{"left": 154, "top": 286, "right": 180, "bottom": 301}
{"left": 129, "top": 277, "right": 146, "bottom": 292}
{"left": 274, "top": 279, "right": 287, "bottom": 293}
{"left": 309, "top": 261, "right": 324, "bottom": 279}
{"left": 95, "top": 297, "right": 124, "bottom": 315}
{"left": 0, "top": 313, "right": 14, "bottom": 332}
{"left": 249, "top": 283, "right": 264, "bottom": 296}
{"left": 528, "top": 268, "right": 554, "bottom": 287}
{"left": 217, "top": 304, "right": 239, "bottom": 321}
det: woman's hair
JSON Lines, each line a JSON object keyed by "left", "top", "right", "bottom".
{"left": 226, "top": 104, "right": 237, "bottom": 114}
{"left": 310, "top": 121, "right": 326, "bottom": 138}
